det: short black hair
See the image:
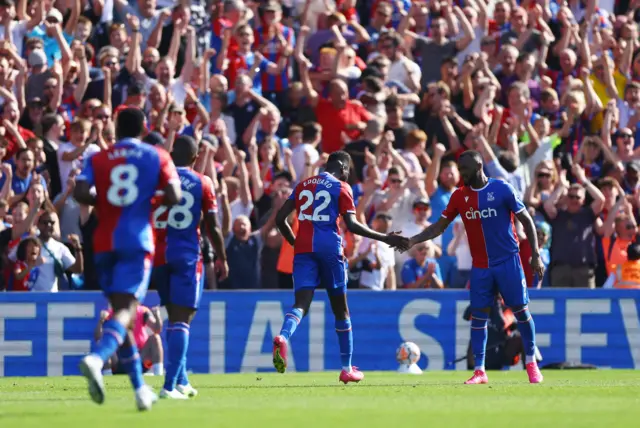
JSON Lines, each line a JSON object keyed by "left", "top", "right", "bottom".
{"left": 116, "top": 108, "right": 145, "bottom": 140}
{"left": 273, "top": 170, "right": 293, "bottom": 184}
{"left": 171, "top": 135, "right": 198, "bottom": 167}
{"left": 459, "top": 150, "right": 483, "bottom": 165}
{"left": 327, "top": 150, "right": 352, "bottom": 169}
{"left": 628, "top": 243, "right": 640, "bottom": 261}
{"left": 16, "top": 147, "right": 31, "bottom": 160}
{"left": 41, "top": 113, "right": 60, "bottom": 136}
{"left": 302, "top": 122, "right": 322, "bottom": 143}
{"left": 498, "top": 151, "right": 518, "bottom": 173}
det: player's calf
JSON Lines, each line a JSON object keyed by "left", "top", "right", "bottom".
{"left": 164, "top": 305, "right": 196, "bottom": 392}
{"left": 512, "top": 305, "right": 543, "bottom": 384}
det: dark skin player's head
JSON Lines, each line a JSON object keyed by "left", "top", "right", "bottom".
{"left": 325, "top": 150, "right": 352, "bottom": 182}
{"left": 458, "top": 150, "right": 486, "bottom": 188}
{"left": 171, "top": 135, "right": 198, "bottom": 167}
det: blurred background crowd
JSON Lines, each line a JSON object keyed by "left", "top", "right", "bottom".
{"left": 1, "top": 0, "right": 639, "bottom": 293}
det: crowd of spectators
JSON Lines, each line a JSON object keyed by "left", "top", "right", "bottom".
{"left": 1, "top": 0, "right": 639, "bottom": 292}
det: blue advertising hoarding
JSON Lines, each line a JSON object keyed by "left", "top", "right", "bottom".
{"left": 0, "top": 289, "right": 639, "bottom": 377}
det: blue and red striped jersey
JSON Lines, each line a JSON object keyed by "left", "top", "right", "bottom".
{"left": 255, "top": 24, "right": 295, "bottom": 92}
{"left": 290, "top": 172, "right": 356, "bottom": 255}
{"left": 441, "top": 178, "right": 526, "bottom": 269}
{"left": 153, "top": 167, "right": 218, "bottom": 266}
{"left": 77, "top": 138, "right": 179, "bottom": 254}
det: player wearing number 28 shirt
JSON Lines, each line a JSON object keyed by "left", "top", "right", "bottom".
{"left": 404, "top": 150, "right": 544, "bottom": 386}
{"left": 75, "top": 109, "right": 182, "bottom": 412}
{"left": 273, "top": 151, "right": 406, "bottom": 384}
{"left": 152, "top": 135, "right": 228, "bottom": 400}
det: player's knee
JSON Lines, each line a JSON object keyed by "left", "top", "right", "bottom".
{"left": 169, "top": 305, "right": 196, "bottom": 324}
{"left": 471, "top": 308, "right": 490, "bottom": 322}
{"left": 472, "top": 307, "right": 491, "bottom": 315}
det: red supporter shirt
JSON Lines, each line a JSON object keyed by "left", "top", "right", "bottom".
{"left": 315, "top": 98, "right": 372, "bottom": 154}
{"left": 4, "top": 126, "right": 35, "bottom": 160}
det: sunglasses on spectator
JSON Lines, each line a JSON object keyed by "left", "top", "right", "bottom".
{"left": 416, "top": 246, "right": 428, "bottom": 252}
{"left": 105, "top": 61, "right": 118, "bottom": 67}
{"left": 414, "top": 206, "right": 429, "bottom": 212}
{"left": 537, "top": 172, "right": 551, "bottom": 178}
{"left": 568, "top": 194, "right": 582, "bottom": 200}
{"left": 619, "top": 133, "right": 633, "bottom": 139}
{"left": 625, "top": 223, "right": 636, "bottom": 230}
{"left": 389, "top": 178, "right": 403, "bottom": 184}
{"left": 41, "top": 219, "right": 55, "bottom": 225}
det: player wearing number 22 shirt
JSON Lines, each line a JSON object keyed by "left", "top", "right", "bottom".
{"left": 405, "top": 150, "right": 544, "bottom": 386}
{"left": 75, "top": 109, "right": 182, "bottom": 411}
{"left": 151, "top": 135, "right": 228, "bottom": 400}
{"left": 273, "top": 151, "right": 406, "bottom": 384}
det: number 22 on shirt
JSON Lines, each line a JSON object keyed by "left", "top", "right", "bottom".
{"left": 298, "top": 189, "right": 332, "bottom": 222}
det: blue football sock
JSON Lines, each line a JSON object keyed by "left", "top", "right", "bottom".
{"left": 117, "top": 336, "right": 144, "bottom": 390}
{"left": 166, "top": 324, "right": 190, "bottom": 386}
{"left": 163, "top": 322, "right": 190, "bottom": 391}
{"left": 513, "top": 306, "right": 537, "bottom": 363}
{"left": 177, "top": 365, "right": 189, "bottom": 387}
{"left": 279, "top": 308, "right": 303, "bottom": 341}
{"left": 335, "top": 318, "right": 353, "bottom": 371}
{"left": 94, "top": 319, "right": 126, "bottom": 362}
{"left": 470, "top": 312, "right": 489, "bottom": 371}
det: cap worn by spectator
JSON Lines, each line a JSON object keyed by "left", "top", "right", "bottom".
{"left": 627, "top": 161, "right": 640, "bottom": 173}
{"left": 169, "top": 104, "right": 185, "bottom": 114}
{"left": 201, "top": 134, "right": 219, "bottom": 150}
{"left": 264, "top": 1, "right": 281, "bottom": 12}
{"left": 46, "top": 9, "right": 63, "bottom": 23}
{"left": 413, "top": 198, "right": 431, "bottom": 208}
{"left": 375, "top": 212, "right": 393, "bottom": 221}
{"left": 28, "top": 49, "right": 47, "bottom": 68}
{"left": 27, "top": 96, "right": 44, "bottom": 107}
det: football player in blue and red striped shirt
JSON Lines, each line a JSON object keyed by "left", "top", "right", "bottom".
{"left": 75, "top": 108, "right": 181, "bottom": 411}
{"left": 404, "top": 150, "right": 545, "bottom": 385}
{"left": 153, "top": 135, "right": 228, "bottom": 400}
{"left": 274, "top": 151, "right": 406, "bottom": 384}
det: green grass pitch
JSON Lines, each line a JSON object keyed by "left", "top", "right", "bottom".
{"left": 1, "top": 370, "right": 639, "bottom": 428}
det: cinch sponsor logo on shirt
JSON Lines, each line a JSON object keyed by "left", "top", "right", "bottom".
{"left": 465, "top": 207, "right": 497, "bottom": 220}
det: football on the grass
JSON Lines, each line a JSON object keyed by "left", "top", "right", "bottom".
{"left": 396, "top": 342, "right": 421, "bottom": 365}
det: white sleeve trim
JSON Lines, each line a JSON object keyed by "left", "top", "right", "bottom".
{"left": 515, "top": 207, "right": 526, "bottom": 215}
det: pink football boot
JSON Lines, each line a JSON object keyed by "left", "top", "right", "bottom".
{"left": 526, "top": 362, "right": 544, "bottom": 384}
{"left": 339, "top": 366, "right": 364, "bottom": 384}
{"left": 272, "top": 335, "right": 288, "bottom": 373}
{"left": 464, "top": 370, "right": 489, "bottom": 385}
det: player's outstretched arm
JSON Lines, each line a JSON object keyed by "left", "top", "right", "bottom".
{"left": 407, "top": 216, "right": 452, "bottom": 252}
{"left": 343, "top": 212, "right": 408, "bottom": 248}
{"left": 74, "top": 181, "right": 96, "bottom": 206}
{"left": 515, "top": 209, "right": 545, "bottom": 279}
{"left": 276, "top": 198, "right": 297, "bottom": 246}
{"left": 204, "top": 212, "right": 229, "bottom": 281}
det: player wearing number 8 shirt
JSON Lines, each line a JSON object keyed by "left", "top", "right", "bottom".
{"left": 74, "top": 108, "right": 182, "bottom": 411}
{"left": 274, "top": 151, "right": 407, "bottom": 384}
{"left": 152, "top": 136, "right": 228, "bottom": 400}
